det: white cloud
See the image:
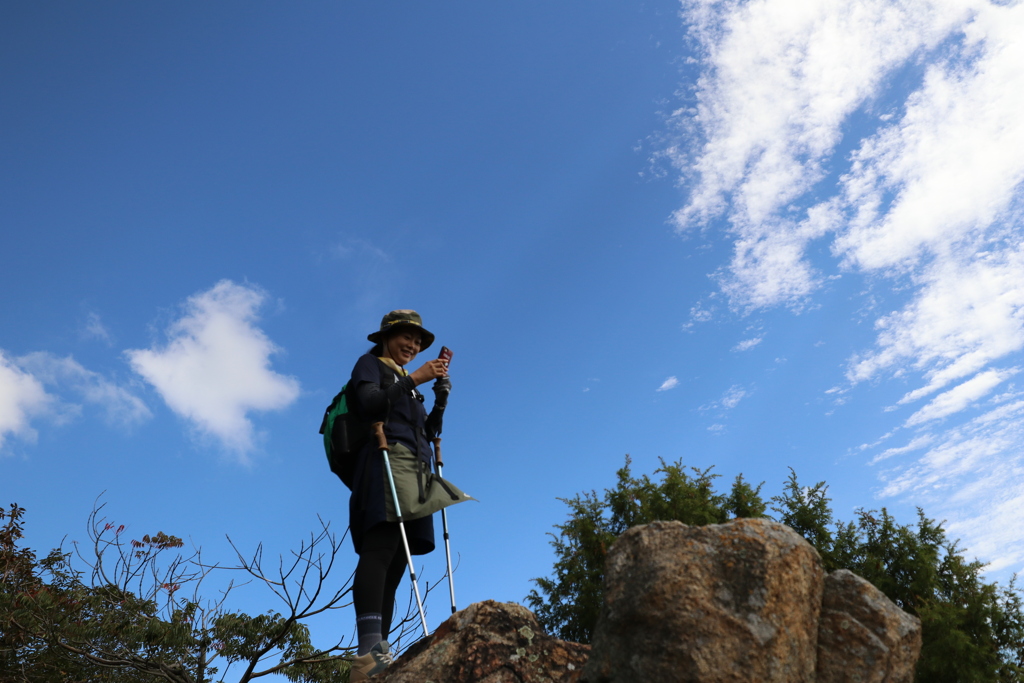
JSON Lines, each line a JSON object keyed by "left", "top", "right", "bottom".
{"left": 877, "top": 398, "right": 1024, "bottom": 571}
{"left": 16, "top": 352, "right": 151, "bottom": 427}
{"left": 847, "top": 247, "right": 1024, "bottom": 396}
{"left": 83, "top": 311, "right": 114, "bottom": 345}
{"left": 733, "top": 336, "right": 763, "bottom": 352}
{"left": 832, "top": 4, "right": 1024, "bottom": 273}
{"left": 702, "top": 385, "right": 749, "bottom": 412}
{"left": 657, "top": 376, "right": 680, "bottom": 392}
{"left": 870, "top": 434, "right": 934, "bottom": 465}
{"left": 672, "top": 0, "right": 1024, "bottom": 572}
{"left": 946, "top": 478, "right": 1024, "bottom": 573}
{"left": 126, "top": 280, "right": 300, "bottom": 458}
{"left": 904, "top": 367, "right": 1016, "bottom": 427}
{"left": 677, "top": 0, "right": 1024, "bottom": 400}
{"left": 718, "top": 219, "right": 832, "bottom": 311}
{"left": 683, "top": 301, "right": 716, "bottom": 329}
{"left": 0, "top": 349, "right": 151, "bottom": 453}
{"left": 675, "top": 0, "right": 975, "bottom": 309}
{"left": 0, "top": 351, "right": 52, "bottom": 451}
{"left": 691, "top": 305, "right": 714, "bottom": 323}
{"left": 721, "top": 385, "right": 747, "bottom": 409}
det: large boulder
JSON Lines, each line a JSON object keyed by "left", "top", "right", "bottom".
{"left": 582, "top": 518, "right": 824, "bottom": 683}
{"left": 379, "top": 600, "right": 590, "bottom": 683}
{"left": 816, "top": 569, "right": 922, "bottom": 683}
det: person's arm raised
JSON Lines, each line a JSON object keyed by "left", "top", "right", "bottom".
{"left": 409, "top": 358, "right": 448, "bottom": 386}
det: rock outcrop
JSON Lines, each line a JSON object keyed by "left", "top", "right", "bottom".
{"left": 379, "top": 518, "right": 922, "bottom": 682}
{"left": 582, "top": 518, "right": 825, "bottom": 683}
{"left": 816, "top": 569, "right": 922, "bottom": 683}
{"left": 378, "top": 600, "right": 589, "bottom": 683}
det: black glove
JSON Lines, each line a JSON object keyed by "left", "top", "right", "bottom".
{"left": 432, "top": 376, "right": 452, "bottom": 409}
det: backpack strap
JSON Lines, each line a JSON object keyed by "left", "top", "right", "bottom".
{"left": 377, "top": 358, "right": 397, "bottom": 426}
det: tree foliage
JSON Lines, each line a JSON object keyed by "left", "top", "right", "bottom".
{"left": 1, "top": 502, "right": 428, "bottom": 683}
{"left": 527, "top": 458, "right": 1024, "bottom": 683}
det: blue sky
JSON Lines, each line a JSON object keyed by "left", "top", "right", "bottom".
{"left": 4, "top": 0, "right": 1024, "bottom": 668}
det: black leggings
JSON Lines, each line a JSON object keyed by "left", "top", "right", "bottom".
{"left": 353, "top": 523, "right": 407, "bottom": 637}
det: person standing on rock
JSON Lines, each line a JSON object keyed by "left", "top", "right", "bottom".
{"left": 346, "top": 310, "right": 472, "bottom": 681}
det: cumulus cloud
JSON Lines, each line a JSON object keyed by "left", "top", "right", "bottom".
{"left": 16, "top": 352, "right": 151, "bottom": 427}
{"left": 0, "top": 352, "right": 52, "bottom": 451}
{"left": 657, "top": 376, "right": 680, "bottom": 392}
{"left": 126, "top": 280, "right": 300, "bottom": 458}
{"left": 672, "top": 0, "right": 1024, "bottom": 570}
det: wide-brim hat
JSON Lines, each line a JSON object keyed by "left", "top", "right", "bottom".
{"left": 367, "top": 309, "right": 435, "bottom": 350}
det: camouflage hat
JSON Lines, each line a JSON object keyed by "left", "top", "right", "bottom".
{"left": 367, "top": 309, "right": 435, "bottom": 350}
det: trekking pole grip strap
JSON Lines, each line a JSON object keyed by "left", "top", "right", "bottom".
{"left": 432, "top": 437, "right": 443, "bottom": 466}
{"left": 371, "top": 422, "right": 388, "bottom": 451}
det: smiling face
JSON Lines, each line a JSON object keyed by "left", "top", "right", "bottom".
{"left": 383, "top": 327, "right": 424, "bottom": 366}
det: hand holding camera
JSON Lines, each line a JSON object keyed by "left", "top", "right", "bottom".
{"left": 433, "top": 346, "right": 453, "bottom": 408}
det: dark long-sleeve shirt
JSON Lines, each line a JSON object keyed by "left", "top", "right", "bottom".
{"left": 353, "top": 364, "right": 445, "bottom": 447}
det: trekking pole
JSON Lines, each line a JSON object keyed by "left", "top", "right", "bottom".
{"left": 371, "top": 422, "right": 430, "bottom": 638}
{"left": 432, "top": 437, "right": 457, "bottom": 614}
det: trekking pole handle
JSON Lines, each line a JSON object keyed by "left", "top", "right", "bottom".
{"left": 432, "top": 437, "right": 443, "bottom": 467}
{"left": 371, "top": 422, "right": 388, "bottom": 451}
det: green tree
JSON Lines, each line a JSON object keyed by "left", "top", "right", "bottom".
{"left": 1, "top": 502, "right": 430, "bottom": 683}
{"left": 528, "top": 458, "right": 1024, "bottom": 683}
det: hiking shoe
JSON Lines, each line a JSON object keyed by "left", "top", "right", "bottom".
{"left": 350, "top": 640, "right": 392, "bottom": 681}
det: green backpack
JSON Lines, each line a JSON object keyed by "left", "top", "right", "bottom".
{"left": 319, "top": 385, "right": 362, "bottom": 488}
{"left": 319, "top": 364, "right": 394, "bottom": 489}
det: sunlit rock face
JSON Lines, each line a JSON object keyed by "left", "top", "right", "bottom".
{"left": 583, "top": 518, "right": 825, "bottom": 683}
{"left": 816, "top": 569, "right": 922, "bottom": 683}
{"left": 378, "top": 600, "right": 589, "bottom": 683}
